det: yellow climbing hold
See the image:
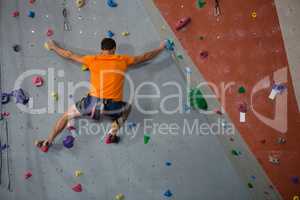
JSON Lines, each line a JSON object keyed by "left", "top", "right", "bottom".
{"left": 51, "top": 92, "right": 58, "bottom": 101}
{"left": 44, "top": 42, "right": 50, "bottom": 50}
{"left": 76, "top": 0, "right": 85, "bottom": 8}
{"left": 121, "top": 32, "right": 129, "bottom": 36}
{"left": 115, "top": 193, "right": 125, "bottom": 200}
{"left": 293, "top": 195, "right": 299, "bottom": 200}
{"left": 75, "top": 170, "right": 83, "bottom": 177}
{"left": 251, "top": 10, "right": 257, "bottom": 19}
{"left": 81, "top": 65, "right": 88, "bottom": 71}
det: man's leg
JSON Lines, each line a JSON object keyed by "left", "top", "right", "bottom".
{"left": 105, "top": 104, "right": 131, "bottom": 144}
{"left": 35, "top": 105, "right": 81, "bottom": 147}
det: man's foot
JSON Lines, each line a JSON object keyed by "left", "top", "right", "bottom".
{"left": 104, "top": 134, "right": 120, "bottom": 144}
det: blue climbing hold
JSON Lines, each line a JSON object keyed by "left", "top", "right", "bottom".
{"left": 107, "top": 0, "right": 118, "bottom": 7}
{"left": 165, "top": 161, "right": 172, "bottom": 166}
{"left": 107, "top": 30, "right": 114, "bottom": 38}
{"left": 12, "top": 89, "right": 29, "bottom": 105}
{"left": 63, "top": 135, "right": 75, "bottom": 148}
{"left": 1, "top": 93, "right": 10, "bottom": 104}
{"left": 0, "top": 144, "right": 9, "bottom": 151}
{"left": 165, "top": 39, "right": 175, "bottom": 51}
{"left": 127, "top": 122, "right": 137, "bottom": 129}
{"left": 28, "top": 10, "right": 35, "bottom": 18}
{"left": 164, "top": 190, "right": 173, "bottom": 197}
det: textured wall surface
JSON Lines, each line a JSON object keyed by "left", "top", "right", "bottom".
{"left": 0, "top": 0, "right": 282, "bottom": 200}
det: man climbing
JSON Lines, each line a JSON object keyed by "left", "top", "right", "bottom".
{"left": 35, "top": 38, "right": 165, "bottom": 149}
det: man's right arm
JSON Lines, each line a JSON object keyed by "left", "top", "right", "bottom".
{"left": 46, "top": 40, "right": 85, "bottom": 64}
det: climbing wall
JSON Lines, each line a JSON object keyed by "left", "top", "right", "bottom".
{"left": 0, "top": 0, "right": 284, "bottom": 200}
{"left": 153, "top": 0, "right": 300, "bottom": 199}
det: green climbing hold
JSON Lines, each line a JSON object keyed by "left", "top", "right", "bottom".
{"left": 144, "top": 134, "right": 150, "bottom": 144}
{"left": 176, "top": 53, "right": 183, "bottom": 60}
{"left": 196, "top": 0, "right": 206, "bottom": 8}
{"left": 238, "top": 86, "right": 246, "bottom": 94}
{"left": 188, "top": 88, "right": 208, "bottom": 110}
{"left": 231, "top": 150, "right": 241, "bottom": 156}
{"left": 247, "top": 183, "right": 254, "bottom": 189}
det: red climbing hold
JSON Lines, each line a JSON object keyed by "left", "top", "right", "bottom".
{"left": 29, "top": 0, "right": 36, "bottom": 4}
{"left": 72, "top": 183, "right": 82, "bottom": 192}
{"left": 32, "top": 76, "right": 44, "bottom": 87}
{"left": 24, "top": 171, "right": 32, "bottom": 179}
{"left": 40, "top": 145, "right": 49, "bottom": 153}
{"left": 175, "top": 17, "right": 191, "bottom": 31}
{"left": 46, "top": 29, "right": 54, "bottom": 37}
{"left": 12, "top": 11, "right": 20, "bottom": 17}
{"left": 200, "top": 51, "right": 209, "bottom": 59}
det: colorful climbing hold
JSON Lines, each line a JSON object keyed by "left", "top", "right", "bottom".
{"left": 107, "top": 0, "right": 118, "bottom": 7}
{"left": 32, "top": 76, "right": 44, "bottom": 87}
{"left": 12, "top": 10, "right": 20, "bottom": 17}
{"left": 277, "top": 137, "right": 286, "bottom": 144}
{"left": 28, "top": 10, "right": 35, "bottom": 18}
{"left": 12, "top": 88, "right": 29, "bottom": 105}
{"left": 0, "top": 144, "right": 9, "bottom": 151}
{"left": 44, "top": 42, "right": 50, "bottom": 50}
{"left": 196, "top": 0, "right": 206, "bottom": 8}
{"left": 251, "top": 11, "right": 257, "bottom": 19}
{"left": 213, "top": 108, "right": 222, "bottom": 115}
{"left": 176, "top": 53, "right": 183, "bottom": 60}
{"left": 72, "top": 183, "right": 82, "bottom": 192}
{"left": 2, "top": 93, "right": 10, "bottom": 104}
{"left": 76, "top": 0, "right": 85, "bottom": 8}
{"left": 165, "top": 39, "right": 175, "bottom": 51}
{"left": 23, "top": 171, "right": 32, "bottom": 180}
{"left": 121, "top": 31, "right": 130, "bottom": 36}
{"left": 200, "top": 51, "right": 209, "bottom": 59}
{"left": 189, "top": 88, "right": 208, "bottom": 110}
{"left": 231, "top": 149, "right": 241, "bottom": 156}
{"left": 51, "top": 92, "right": 59, "bottom": 101}
{"left": 164, "top": 189, "right": 173, "bottom": 197}
{"left": 247, "top": 182, "right": 254, "bottom": 189}
{"left": 175, "top": 17, "right": 191, "bottom": 31}
{"left": 144, "top": 134, "right": 150, "bottom": 144}
{"left": 127, "top": 122, "right": 137, "bottom": 129}
{"left": 13, "top": 44, "right": 21, "bottom": 52}
{"left": 115, "top": 193, "right": 125, "bottom": 200}
{"left": 46, "top": 29, "right": 54, "bottom": 37}
{"left": 40, "top": 145, "right": 49, "bottom": 153}
{"left": 238, "top": 86, "right": 246, "bottom": 94}
{"left": 107, "top": 30, "right": 114, "bottom": 38}
{"left": 63, "top": 135, "right": 75, "bottom": 148}
{"left": 291, "top": 176, "right": 299, "bottom": 184}
{"left": 75, "top": 170, "right": 83, "bottom": 177}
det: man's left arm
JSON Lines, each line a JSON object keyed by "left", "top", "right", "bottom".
{"left": 130, "top": 41, "right": 166, "bottom": 66}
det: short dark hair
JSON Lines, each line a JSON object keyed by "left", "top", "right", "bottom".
{"left": 101, "top": 38, "right": 116, "bottom": 50}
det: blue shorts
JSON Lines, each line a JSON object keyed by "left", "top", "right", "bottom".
{"left": 75, "top": 95, "right": 129, "bottom": 121}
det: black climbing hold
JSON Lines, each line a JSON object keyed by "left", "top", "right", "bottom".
{"left": 1, "top": 93, "right": 10, "bottom": 104}
{"left": 13, "top": 44, "right": 21, "bottom": 52}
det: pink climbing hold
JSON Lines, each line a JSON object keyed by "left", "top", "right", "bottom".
{"left": 40, "top": 145, "right": 49, "bottom": 153}
{"left": 12, "top": 11, "right": 20, "bottom": 17}
{"left": 175, "top": 17, "right": 191, "bottom": 31}
{"left": 67, "top": 126, "right": 76, "bottom": 131}
{"left": 238, "top": 102, "right": 248, "bottom": 113}
{"left": 213, "top": 108, "right": 222, "bottom": 115}
{"left": 23, "top": 171, "right": 32, "bottom": 180}
{"left": 200, "top": 51, "right": 209, "bottom": 59}
{"left": 46, "top": 29, "right": 54, "bottom": 37}
{"left": 32, "top": 76, "right": 44, "bottom": 87}
{"left": 72, "top": 183, "right": 82, "bottom": 192}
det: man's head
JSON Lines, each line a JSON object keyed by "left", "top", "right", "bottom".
{"left": 101, "top": 38, "right": 116, "bottom": 54}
